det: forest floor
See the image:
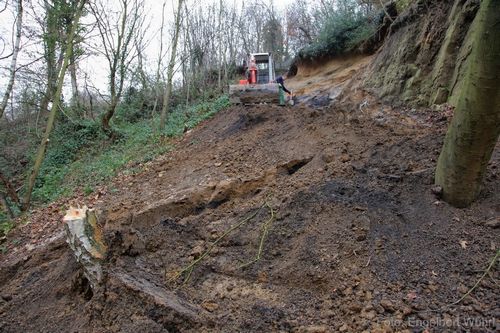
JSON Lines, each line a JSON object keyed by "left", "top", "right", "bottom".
{"left": 0, "top": 57, "right": 498, "bottom": 333}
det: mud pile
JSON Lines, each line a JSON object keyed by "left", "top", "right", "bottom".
{"left": 1, "top": 98, "right": 498, "bottom": 332}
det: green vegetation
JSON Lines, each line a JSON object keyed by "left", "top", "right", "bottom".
{"left": 395, "top": 0, "right": 413, "bottom": 12}
{"left": 163, "top": 95, "right": 230, "bottom": 137}
{"left": 30, "top": 95, "right": 229, "bottom": 205}
{"left": 298, "top": 5, "right": 377, "bottom": 60}
{"left": 0, "top": 213, "right": 14, "bottom": 238}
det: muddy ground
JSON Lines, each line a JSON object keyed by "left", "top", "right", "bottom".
{"left": 0, "top": 91, "right": 499, "bottom": 332}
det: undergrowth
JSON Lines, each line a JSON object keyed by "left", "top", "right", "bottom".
{"left": 298, "top": 3, "right": 377, "bottom": 60}
{"left": 0, "top": 212, "right": 14, "bottom": 240}
{"left": 30, "top": 95, "right": 230, "bottom": 205}
{"left": 396, "top": 0, "right": 414, "bottom": 11}
{"left": 298, "top": 0, "right": 415, "bottom": 60}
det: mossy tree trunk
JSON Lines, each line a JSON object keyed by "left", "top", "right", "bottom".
{"left": 22, "top": 0, "right": 86, "bottom": 211}
{"left": 435, "top": 0, "right": 500, "bottom": 208}
{"left": 40, "top": 0, "right": 61, "bottom": 116}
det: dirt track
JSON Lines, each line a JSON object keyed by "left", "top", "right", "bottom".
{"left": 1, "top": 92, "right": 498, "bottom": 332}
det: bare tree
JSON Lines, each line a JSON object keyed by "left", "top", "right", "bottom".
{"left": 90, "top": 0, "right": 144, "bottom": 135}
{"left": 0, "top": 0, "right": 23, "bottom": 119}
{"left": 150, "top": 0, "right": 169, "bottom": 123}
{"left": 159, "top": 0, "right": 184, "bottom": 132}
{"left": 181, "top": 1, "right": 190, "bottom": 104}
{"left": 216, "top": 0, "right": 224, "bottom": 90}
{"left": 285, "top": 0, "right": 316, "bottom": 52}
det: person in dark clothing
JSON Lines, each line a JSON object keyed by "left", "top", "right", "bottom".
{"left": 276, "top": 75, "right": 291, "bottom": 95}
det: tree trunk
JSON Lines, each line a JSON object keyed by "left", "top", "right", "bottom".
{"left": 22, "top": 0, "right": 86, "bottom": 211}
{"left": 435, "top": 0, "right": 500, "bottom": 208}
{"left": 40, "top": 0, "right": 59, "bottom": 115}
{"left": 69, "top": 50, "right": 80, "bottom": 113}
{"left": 159, "top": 0, "right": 183, "bottom": 132}
{"left": 84, "top": 74, "right": 95, "bottom": 120}
{"left": 102, "top": 95, "right": 118, "bottom": 134}
{"left": 0, "top": 193, "right": 14, "bottom": 219}
{"left": 0, "top": 170, "right": 20, "bottom": 205}
{"left": 0, "top": 0, "right": 23, "bottom": 119}
{"left": 151, "top": 0, "right": 166, "bottom": 125}
{"left": 217, "top": 0, "right": 223, "bottom": 91}
{"left": 93, "top": 0, "right": 142, "bottom": 136}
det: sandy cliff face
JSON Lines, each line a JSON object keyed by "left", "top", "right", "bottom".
{"left": 363, "top": 0, "right": 480, "bottom": 107}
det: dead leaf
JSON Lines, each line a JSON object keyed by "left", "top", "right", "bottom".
{"left": 459, "top": 240, "right": 468, "bottom": 249}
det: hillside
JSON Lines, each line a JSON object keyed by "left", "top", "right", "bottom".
{"left": 1, "top": 1, "right": 499, "bottom": 332}
{"left": 1, "top": 57, "right": 499, "bottom": 332}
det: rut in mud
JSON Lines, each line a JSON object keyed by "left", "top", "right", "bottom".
{"left": 1, "top": 100, "right": 498, "bottom": 333}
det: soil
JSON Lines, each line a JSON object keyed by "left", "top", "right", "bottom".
{"left": 0, "top": 57, "right": 499, "bottom": 333}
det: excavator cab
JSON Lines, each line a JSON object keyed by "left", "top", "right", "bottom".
{"left": 229, "top": 52, "right": 280, "bottom": 105}
{"left": 251, "top": 53, "right": 275, "bottom": 84}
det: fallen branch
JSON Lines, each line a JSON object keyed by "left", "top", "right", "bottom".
{"left": 239, "top": 201, "right": 276, "bottom": 268}
{"left": 406, "top": 167, "right": 433, "bottom": 175}
{"left": 448, "top": 249, "right": 499, "bottom": 307}
{"left": 422, "top": 249, "right": 499, "bottom": 313}
{"left": 365, "top": 255, "right": 372, "bottom": 267}
{"left": 166, "top": 203, "right": 266, "bottom": 285}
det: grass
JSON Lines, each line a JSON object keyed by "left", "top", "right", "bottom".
{"left": 29, "top": 94, "right": 230, "bottom": 206}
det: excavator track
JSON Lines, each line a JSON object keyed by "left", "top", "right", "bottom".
{"left": 229, "top": 83, "right": 280, "bottom": 105}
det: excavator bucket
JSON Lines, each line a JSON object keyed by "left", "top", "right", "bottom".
{"left": 229, "top": 83, "right": 280, "bottom": 105}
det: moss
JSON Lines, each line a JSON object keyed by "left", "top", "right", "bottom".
{"left": 430, "top": 0, "right": 479, "bottom": 105}
{"left": 363, "top": 1, "right": 478, "bottom": 107}
{"left": 431, "top": 87, "right": 449, "bottom": 105}
{"left": 435, "top": 0, "right": 500, "bottom": 207}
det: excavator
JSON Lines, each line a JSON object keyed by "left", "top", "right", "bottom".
{"left": 229, "top": 53, "right": 294, "bottom": 105}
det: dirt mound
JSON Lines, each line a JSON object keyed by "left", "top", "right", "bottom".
{"left": 287, "top": 55, "right": 371, "bottom": 108}
{"left": 1, "top": 93, "right": 498, "bottom": 332}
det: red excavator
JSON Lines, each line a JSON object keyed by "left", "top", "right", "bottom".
{"left": 229, "top": 53, "right": 293, "bottom": 105}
